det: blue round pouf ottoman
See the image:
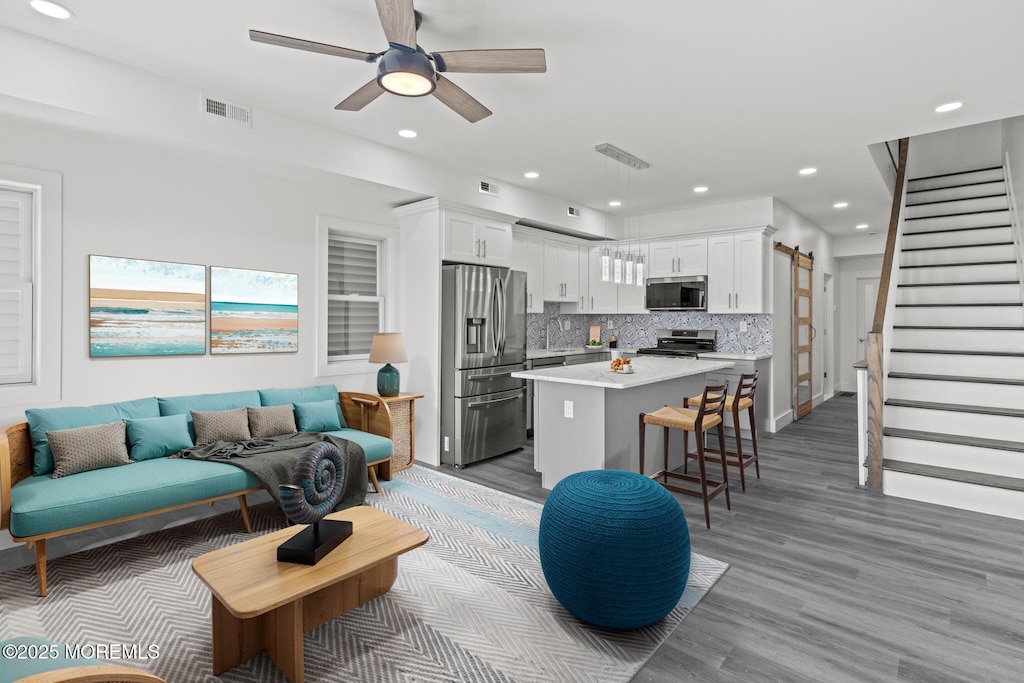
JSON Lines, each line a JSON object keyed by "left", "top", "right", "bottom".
{"left": 539, "top": 470, "right": 691, "bottom": 630}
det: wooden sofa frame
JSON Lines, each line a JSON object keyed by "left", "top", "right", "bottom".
{"left": 0, "top": 391, "right": 394, "bottom": 597}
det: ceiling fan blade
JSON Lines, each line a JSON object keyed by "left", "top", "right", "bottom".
{"left": 433, "top": 76, "right": 491, "bottom": 123}
{"left": 431, "top": 49, "right": 547, "bottom": 74}
{"left": 336, "top": 79, "right": 386, "bottom": 111}
{"left": 249, "top": 30, "right": 374, "bottom": 61}
{"left": 374, "top": 0, "right": 417, "bottom": 49}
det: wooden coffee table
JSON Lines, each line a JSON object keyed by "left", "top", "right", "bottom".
{"left": 192, "top": 506, "right": 428, "bottom": 683}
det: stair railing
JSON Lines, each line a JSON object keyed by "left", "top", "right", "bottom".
{"left": 866, "top": 137, "right": 910, "bottom": 495}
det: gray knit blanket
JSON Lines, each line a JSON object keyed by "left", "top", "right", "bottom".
{"left": 177, "top": 432, "right": 368, "bottom": 511}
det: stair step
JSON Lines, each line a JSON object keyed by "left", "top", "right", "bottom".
{"left": 901, "top": 210, "right": 1010, "bottom": 232}
{"left": 902, "top": 226, "right": 1013, "bottom": 249}
{"left": 901, "top": 240, "right": 1013, "bottom": 253}
{"left": 885, "top": 398, "right": 1024, "bottom": 418}
{"left": 903, "top": 223, "right": 1012, "bottom": 237}
{"left": 892, "top": 347, "right": 1024, "bottom": 356}
{"left": 888, "top": 372, "right": 1024, "bottom": 386}
{"left": 894, "top": 302, "right": 1022, "bottom": 307}
{"left": 898, "top": 262, "right": 1018, "bottom": 284}
{"left": 896, "top": 281, "right": 1019, "bottom": 287}
{"left": 883, "top": 469, "right": 1024, "bottom": 521}
{"left": 900, "top": 244, "right": 1016, "bottom": 267}
{"left": 885, "top": 427, "right": 1024, "bottom": 453}
{"left": 904, "top": 195, "right": 1008, "bottom": 219}
{"left": 884, "top": 459, "right": 1024, "bottom": 492}
{"left": 905, "top": 192, "right": 1006, "bottom": 208}
{"left": 895, "top": 283, "right": 1021, "bottom": 305}
{"left": 891, "top": 327, "right": 1024, "bottom": 353}
{"left": 885, "top": 403, "right": 1024, "bottom": 439}
{"left": 884, "top": 433, "right": 1024, "bottom": 478}
{"left": 905, "top": 180, "right": 1006, "bottom": 204}
{"left": 887, "top": 374, "right": 1024, "bottom": 407}
{"left": 888, "top": 349, "right": 1024, "bottom": 376}
{"left": 907, "top": 167, "right": 1005, "bottom": 192}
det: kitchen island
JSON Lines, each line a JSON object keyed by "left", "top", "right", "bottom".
{"left": 512, "top": 356, "right": 735, "bottom": 489}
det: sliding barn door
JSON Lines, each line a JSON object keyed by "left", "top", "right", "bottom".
{"left": 793, "top": 253, "right": 813, "bottom": 420}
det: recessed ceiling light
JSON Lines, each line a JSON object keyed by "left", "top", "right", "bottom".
{"left": 398, "top": 129, "right": 417, "bottom": 138}
{"left": 608, "top": 200, "right": 622, "bottom": 207}
{"left": 856, "top": 223, "right": 869, "bottom": 230}
{"left": 799, "top": 167, "right": 817, "bottom": 176}
{"left": 524, "top": 171, "right": 539, "bottom": 179}
{"left": 29, "top": 0, "right": 73, "bottom": 18}
{"left": 934, "top": 102, "right": 963, "bottom": 113}
{"left": 693, "top": 186, "right": 709, "bottom": 193}
{"left": 833, "top": 201, "right": 849, "bottom": 209}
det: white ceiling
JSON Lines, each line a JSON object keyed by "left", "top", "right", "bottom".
{"left": 6, "top": 0, "right": 1024, "bottom": 236}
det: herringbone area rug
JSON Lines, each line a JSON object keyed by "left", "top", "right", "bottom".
{"left": 0, "top": 466, "right": 727, "bottom": 682}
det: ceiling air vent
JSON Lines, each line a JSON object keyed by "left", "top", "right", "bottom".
{"left": 200, "top": 92, "right": 252, "bottom": 128}
{"left": 567, "top": 206, "right": 582, "bottom": 218}
{"left": 479, "top": 180, "right": 499, "bottom": 197}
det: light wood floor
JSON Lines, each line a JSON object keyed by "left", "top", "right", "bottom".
{"left": 437, "top": 395, "right": 1024, "bottom": 682}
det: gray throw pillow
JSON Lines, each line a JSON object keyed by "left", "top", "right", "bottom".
{"left": 247, "top": 405, "right": 297, "bottom": 439}
{"left": 191, "top": 407, "right": 252, "bottom": 445}
{"left": 47, "top": 421, "right": 131, "bottom": 479}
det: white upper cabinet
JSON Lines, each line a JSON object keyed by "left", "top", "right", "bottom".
{"left": 442, "top": 208, "right": 512, "bottom": 267}
{"left": 543, "top": 240, "right": 579, "bottom": 302}
{"left": 647, "top": 238, "right": 708, "bottom": 277}
{"left": 512, "top": 234, "right": 544, "bottom": 313}
{"left": 707, "top": 230, "right": 769, "bottom": 313}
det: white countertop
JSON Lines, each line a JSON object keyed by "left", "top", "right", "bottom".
{"left": 512, "top": 357, "right": 735, "bottom": 389}
{"left": 698, "top": 352, "right": 772, "bottom": 361}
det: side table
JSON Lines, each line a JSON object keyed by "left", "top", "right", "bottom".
{"left": 380, "top": 392, "right": 424, "bottom": 472}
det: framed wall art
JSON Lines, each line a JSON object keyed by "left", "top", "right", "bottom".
{"left": 210, "top": 266, "right": 298, "bottom": 354}
{"left": 89, "top": 255, "right": 207, "bottom": 357}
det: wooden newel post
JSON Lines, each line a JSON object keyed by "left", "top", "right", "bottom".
{"left": 867, "top": 332, "right": 884, "bottom": 495}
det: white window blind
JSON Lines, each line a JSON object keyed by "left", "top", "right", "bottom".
{"left": 0, "top": 189, "right": 33, "bottom": 384}
{"left": 327, "top": 235, "right": 382, "bottom": 359}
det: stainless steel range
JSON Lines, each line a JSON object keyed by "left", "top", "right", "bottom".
{"left": 636, "top": 329, "right": 717, "bottom": 358}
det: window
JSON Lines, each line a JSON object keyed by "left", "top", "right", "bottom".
{"left": 0, "top": 188, "right": 33, "bottom": 384}
{"left": 0, "top": 163, "right": 61, "bottom": 408}
{"left": 326, "top": 235, "right": 382, "bottom": 358}
{"left": 317, "top": 215, "right": 398, "bottom": 377}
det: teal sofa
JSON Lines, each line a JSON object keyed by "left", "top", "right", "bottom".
{"left": 0, "top": 385, "right": 396, "bottom": 597}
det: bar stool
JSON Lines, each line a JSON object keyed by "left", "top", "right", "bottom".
{"left": 639, "top": 382, "right": 731, "bottom": 529}
{"left": 685, "top": 371, "right": 760, "bottom": 492}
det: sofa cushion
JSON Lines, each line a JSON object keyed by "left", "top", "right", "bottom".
{"left": 259, "top": 385, "right": 346, "bottom": 428}
{"left": 25, "top": 397, "right": 160, "bottom": 476}
{"left": 294, "top": 399, "right": 342, "bottom": 432}
{"left": 126, "top": 414, "right": 193, "bottom": 461}
{"left": 8, "top": 458, "right": 261, "bottom": 538}
{"left": 191, "top": 408, "right": 251, "bottom": 445}
{"left": 323, "top": 428, "right": 393, "bottom": 464}
{"left": 47, "top": 421, "right": 131, "bottom": 479}
{"left": 158, "top": 390, "right": 261, "bottom": 440}
{"left": 247, "top": 405, "right": 297, "bottom": 438}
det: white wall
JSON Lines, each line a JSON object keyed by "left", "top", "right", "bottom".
{"left": 834, "top": 232, "right": 885, "bottom": 258}
{"left": 770, "top": 199, "right": 835, "bottom": 413}
{"left": 639, "top": 198, "right": 774, "bottom": 238}
{"left": 906, "top": 120, "right": 1004, "bottom": 178}
{"left": 836, "top": 255, "right": 883, "bottom": 392}
{"left": 0, "top": 114, "right": 413, "bottom": 426}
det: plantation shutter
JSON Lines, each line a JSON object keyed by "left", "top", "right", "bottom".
{"left": 0, "top": 189, "right": 33, "bottom": 384}
{"left": 327, "top": 236, "right": 382, "bottom": 358}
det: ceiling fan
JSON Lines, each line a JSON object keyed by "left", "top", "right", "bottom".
{"left": 250, "top": 0, "right": 546, "bottom": 123}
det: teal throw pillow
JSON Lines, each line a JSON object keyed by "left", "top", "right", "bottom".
{"left": 126, "top": 414, "right": 194, "bottom": 461}
{"left": 294, "top": 399, "right": 343, "bottom": 432}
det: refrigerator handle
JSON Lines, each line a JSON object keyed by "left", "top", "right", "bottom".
{"left": 497, "top": 276, "right": 507, "bottom": 356}
{"left": 491, "top": 277, "right": 500, "bottom": 356}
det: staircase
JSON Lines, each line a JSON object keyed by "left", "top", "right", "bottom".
{"left": 882, "top": 165, "right": 1024, "bottom": 519}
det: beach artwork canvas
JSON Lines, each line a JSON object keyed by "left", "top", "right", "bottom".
{"left": 210, "top": 266, "right": 298, "bottom": 354}
{"left": 89, "top": 255, "right": 207, "bottom": 357}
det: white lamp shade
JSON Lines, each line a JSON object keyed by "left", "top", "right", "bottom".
{"left": 369, "top": 333, "right": 408, "bottom": 363}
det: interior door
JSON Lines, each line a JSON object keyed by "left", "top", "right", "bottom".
{"left": 856, "top": 277, "right": 879, "bottom": 364}
{"left": 794, "top": 253, "right": 813, "bottom": 420}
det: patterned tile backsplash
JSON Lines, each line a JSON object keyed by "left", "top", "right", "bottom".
{"left": 528, "top": 303, "right": 772, "bottom": 354}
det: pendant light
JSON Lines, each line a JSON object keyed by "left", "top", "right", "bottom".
{"left": 635, "top": 167, "right": 645, "bottom": 287}
{"left": 612, "top": 160, "right": 623, "bottom": 283}
{"left": 600, "top": 156, "right": 612, "bottom": 282}
{"left": 623, "top": 167, "right": 634, "bottom": 284}
{"left": 595, "top": 144, "right": 650, "bottom": 286}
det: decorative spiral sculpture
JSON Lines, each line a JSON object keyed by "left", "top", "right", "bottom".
{"left": 279, "top": 441, "right": 346, "bottom": 525}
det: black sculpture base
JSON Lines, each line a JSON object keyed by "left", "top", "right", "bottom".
{"left": 277, "top": 519, "right": 353, "bottom": 565}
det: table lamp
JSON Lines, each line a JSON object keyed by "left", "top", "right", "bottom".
{"left": 369, "top": 332, "right": 407, "bottom": 397}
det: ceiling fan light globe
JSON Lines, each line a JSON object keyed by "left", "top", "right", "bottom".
{"left": 377, "top": 49, "right": 437, "bottom": 97}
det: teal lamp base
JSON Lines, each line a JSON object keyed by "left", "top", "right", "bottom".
{"left": 377, "top": 363, "right": 400, "bottom": 397}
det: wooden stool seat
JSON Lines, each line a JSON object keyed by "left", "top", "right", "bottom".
{"left": 639, "top": 382, "right": 731, "bottom": 529}
{"left": 684, "top": 371, "right": 760, "bottom": 492}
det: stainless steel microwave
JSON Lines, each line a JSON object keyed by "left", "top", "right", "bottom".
{"left": 645, "top": 275, "right": 707, "bottom": 311}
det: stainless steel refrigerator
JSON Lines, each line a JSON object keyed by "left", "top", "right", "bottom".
{"left": 440, "top": 264, "right": 527, "bottom": 468}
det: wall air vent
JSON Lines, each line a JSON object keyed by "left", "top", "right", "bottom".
{"left": 200, "top": 93, "right": 252, "bottom": 128}
{"left": 479, "top": 181, "right": 499, "bottom": 197}
{"left": 567, "top": 206, "right": 582, "bottom": 218}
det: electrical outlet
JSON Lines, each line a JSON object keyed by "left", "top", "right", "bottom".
{"left": 444, "top": 436, "right": 450, "bottom": 452}
{"left": 739, "top": 321, "right": 748, "bottom": 332}
{"left": 563, "top": 320, "right": 571, "bottom": 331}
{"left": 563, "top": 400, "right": 574, "bottom": 419}
{"left": 608, "top": 319, "right": 615, "bottom": 330}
